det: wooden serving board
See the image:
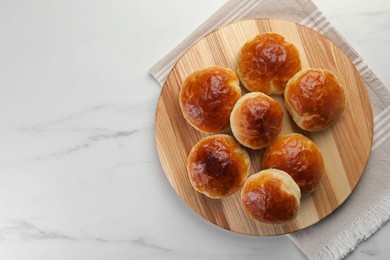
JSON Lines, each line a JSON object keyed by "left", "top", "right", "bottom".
{"left": 155, "top": 19, "right": 373, "bottom": 236}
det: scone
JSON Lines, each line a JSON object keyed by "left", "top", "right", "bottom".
{"left": 179, "top": 67, "right": 241, "bottom": 133}
{"left": 241, "top": 169, "right": 301, "bottom": 224}
{"left": 230, "top": 92, "right": 283, "bottom": 149}
{"left": 236, "top": 32, "right": 301, "bottom": 95}
{"left": 262, "top": 133, "right": 324, "bottom": 195}
{"left": 187, "top": 134, "right": 250, "bottom": 199}
{"left": 284, "top": 68, "right": 346, "bottom": 131}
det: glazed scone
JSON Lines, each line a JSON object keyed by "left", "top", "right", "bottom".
{"left": 241, "top": 169, "right": 301, "bottom": 224}
{"left": 187, "top": 134, "right": 250, "bottom": 199}
{"left": 262, "top": 133, "right": 324, "bottom": 195}
{"left": 284, "top": 68, "right": 346, "bottom": 131}
{"left": 179, "top": 67, "right": 241, "bottom": 133}
{"left": 236, "top": 32, "right": 301, "bottom": 95}
{"left": 230, "top": 92, "right": 283, "bottom": 149}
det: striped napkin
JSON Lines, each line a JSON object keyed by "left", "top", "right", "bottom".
{"left": 149, "top": 0, "right": 390, "bottom": 259}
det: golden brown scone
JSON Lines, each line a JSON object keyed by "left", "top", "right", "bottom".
{"left": 262, "top": 133, "right": 324, "bottom": 195}
{"left": 179, "top": 67, "right": 241, "bottom": 133}
{"left": 230, "top": 92, "right": 283, "bottom": 149}
{"left": 187, "top": 134, "right": 250, "bottom": 199}
{"left": 241, "top": 169, "right": 301, "bottom": 224}
{"left": 284, "top": 69, "right": 346, "bottom": 131}
{"left": 236, "top": 32, "right": 301, "bottom": 95}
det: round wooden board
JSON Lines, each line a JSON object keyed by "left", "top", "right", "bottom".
{"left": 155, "top": 19, "right": 373, "bottom": 236}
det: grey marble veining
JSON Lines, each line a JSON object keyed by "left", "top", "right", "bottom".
{"left": 0, "top": 0, "right": 389, "bottom": 259}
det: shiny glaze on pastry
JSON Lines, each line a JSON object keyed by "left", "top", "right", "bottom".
{"left": 262, "top": 133, "right": 324, "bottom": 194}
{"left": 284, "top": 69, "right": 346, "bottom": 131}
{"left": 241, "top": 169, "right": 301, "bottom": 224}
{"left": 187, "top": 134, "right": 250, "bottom": 199}
{"left": 179, "top": 67, "right": 241, "bottom": 133}
{"left": 230, "top": 92, "right": 283, "bottom": 149}
{"left": 236, "top": 33, "right": 301, "bottom": 94}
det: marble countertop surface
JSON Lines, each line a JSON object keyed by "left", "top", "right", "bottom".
{"left": 0, "top": 0, "right": 389, "bottom": 259}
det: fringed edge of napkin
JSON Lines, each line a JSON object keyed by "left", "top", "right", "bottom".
{"left": 311, "top": 194, "right": 390, "bottom": 260}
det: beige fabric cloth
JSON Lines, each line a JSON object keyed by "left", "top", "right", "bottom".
{"left": 149, "top": 0, "right": 390, "bottom": 259}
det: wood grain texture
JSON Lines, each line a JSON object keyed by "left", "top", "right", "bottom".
{"left": 155, "top": 19, "right": 373, "bottom": 236}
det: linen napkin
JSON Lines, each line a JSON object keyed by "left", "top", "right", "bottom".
{"left": 149, "top": 0, "right": 390, "bottom": 259}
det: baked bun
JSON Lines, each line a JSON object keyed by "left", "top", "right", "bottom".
{"left": 187, "top": 134, "right": 250, "bottom": 199}
{"left": 230, "top": 92, "right": 283, "bottom": 149}
{"left": 179, "top": 67, "right": 241, "bottom": 133}
{"left": 241, "top": 169, "right": 301, "bottom": 224}
{"left": 236, "top": 32, "right": 301, "bottom": 95}
{"left": 262, "top": 133, "right": 324, "bottom": 195}
{"left": 284, "top": 69, "right": 346, "bottom": 131}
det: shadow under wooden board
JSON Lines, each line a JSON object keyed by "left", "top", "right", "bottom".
{"left": 155, "top": 19, "right": 373, "bottom": 236}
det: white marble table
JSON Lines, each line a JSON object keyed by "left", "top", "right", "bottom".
{"left": 0, "top": 0, "right": 389, "bottom": 259}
